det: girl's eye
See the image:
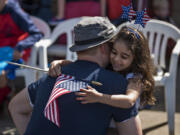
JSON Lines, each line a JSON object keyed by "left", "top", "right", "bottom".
{"left": 121, "top": 55, "right": 128, "bottom": 59}
{"left": 111, "top": 49, "right": 117, "bottom": 55}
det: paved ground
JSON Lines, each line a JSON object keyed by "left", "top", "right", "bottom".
{"left": 140, "top": 111, "right": 180, "bottom": 135}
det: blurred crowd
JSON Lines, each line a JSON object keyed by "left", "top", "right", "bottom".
{"left": 19, "top": 0, "right": 177, "bottom": 26}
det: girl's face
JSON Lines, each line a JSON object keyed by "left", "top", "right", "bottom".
{"left": 110, "top": 40, "right": 134, "bottom": 72}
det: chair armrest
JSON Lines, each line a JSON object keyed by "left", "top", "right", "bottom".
{"left": 28, "top": 38, "right": 51, "bottom": 66}
{"left": 166, "top": 38, "right": 180, "bottom": 93}
{"left": 169, "top": 39, "right": 180, "bottom": 75}
{"left": 36, "top": 38, "right": 52, "bottom": 70}
{"left": 35, "top": 38, "right": 52, "bottom": 48}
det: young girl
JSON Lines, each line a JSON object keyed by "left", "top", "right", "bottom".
{"left": 48, "top": 26, "right": 156, "bottom": 109}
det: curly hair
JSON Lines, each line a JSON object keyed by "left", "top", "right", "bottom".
{"left": 115, "top": 26, "right": 156, "bottom": 106}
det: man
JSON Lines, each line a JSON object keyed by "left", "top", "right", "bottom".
{"left": 0, "top": 0, "right": 43, "bottom": 106}
{"left": 9, "top": 17, "right": 142, "bottom": 135}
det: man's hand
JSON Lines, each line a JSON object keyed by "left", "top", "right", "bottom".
{"left": 13, "top": 50, "right": 22, "bottom": 60}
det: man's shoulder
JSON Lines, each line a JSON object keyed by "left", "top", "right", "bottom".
{"left": 99, "top": 68, "right": 124, "bottom": 79}
{"left": 97, "top": 69, "right": 127, "bottom": 94}
{"left": 61, "top": 61, "right": 125, "bottom": 81}
{"left": 28, "top": 75, "right": 57, "bottom": 91}
{"left": 38, "top": 75, "right": 57, "bottom": 87}
{"left": 61, "top": 61, "right": 127, "bottom": 90}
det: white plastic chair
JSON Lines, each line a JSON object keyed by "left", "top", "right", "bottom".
{"left": 15, "top": 16, "right": 51, "bottom": 86}
{"left": 119, "top": 19, "right": 180, "bottom": 135}
{"left": 37, "top": 17, "right": 82, "bottom": 71}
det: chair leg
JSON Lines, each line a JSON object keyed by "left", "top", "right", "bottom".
{"left": 38, "top": 46, "right": 48, "bottom": 79}
{"left": 164, "top": 80, "right": 175, "bottom": 135}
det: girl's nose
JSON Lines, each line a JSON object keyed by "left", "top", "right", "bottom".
{"left": 114, "top": 56, "right": 120, "bottom": 62}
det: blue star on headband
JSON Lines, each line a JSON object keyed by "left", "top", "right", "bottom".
{"left": 135, "top": 10, "right": 145, "bottom": 27}
{"left": 121, "top": 5, "right": 131, "bottom": 21}
{"left": 135, "top": 8, "right": 150, "bottom": 28}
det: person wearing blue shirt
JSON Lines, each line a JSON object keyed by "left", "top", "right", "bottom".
{"left": 8, "top": 17, "right": 142, "bottom": 135}
{"left": 0, "top": 0, "right": 43, "bottom": 107}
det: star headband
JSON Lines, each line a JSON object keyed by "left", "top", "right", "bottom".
{"left": 120, "top": 3, "right": 151, "bottom": 28}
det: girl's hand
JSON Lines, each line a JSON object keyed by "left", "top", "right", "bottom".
{"left": 75, "top": 86, "right": 102, "bottom": 104}
{"left": 48, "top": 60, "right": 72, "bottom": 77}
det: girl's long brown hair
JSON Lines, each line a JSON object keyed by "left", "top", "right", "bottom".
{"left": 115, "top": 26, "right": 156, "bottom": 106}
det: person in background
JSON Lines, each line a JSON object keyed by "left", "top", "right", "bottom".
{"left": 151, "top": 0, "right": 177, "bottom": 67}
{"left": 106, "top": 0, "right": 131, "bottom": 26}
{"left": 152, "top": 0, "right": 175, "bottom": 25}
{"left": 49, "top": 0, "right": 106, "bottom": 25}
{"left": 0, "top": 0, "right": 43, "bottom": 109}
{"left": 19, "top": 0, "right": 53, "bottom": 22}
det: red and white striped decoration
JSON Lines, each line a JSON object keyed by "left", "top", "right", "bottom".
{"left": 44, "top": 74, "right": 86, "bottom": 127}
{"left": 142, "top": 8, "right": 151, "bottom": 26}
{"left": 128, "top": 5, "right": 136, "bottom": 20}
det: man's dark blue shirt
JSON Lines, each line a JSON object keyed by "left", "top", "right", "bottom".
{"left": 25, "top": 60, "right": 138, "bottom": 135}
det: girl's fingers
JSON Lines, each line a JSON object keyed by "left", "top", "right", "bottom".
{"left": 80, "top": 88, "right": 89, "bottom": 92}
{"left": 87, "top": 85, "right": 94, "bottom": 90}
{"left": 76, "top": 97, "right": 84, "bottom": 101}
{"left": 75, "top": 92, "right": 86, "bottom": 96}
{"left": 81, "top": 101, "right": 88, "bottom": 104}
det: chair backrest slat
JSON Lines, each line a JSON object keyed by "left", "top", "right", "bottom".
{"left": 160, "top": 36, "right": 168, "bottom": 68}
{"left": 143, "top": 30, "right": 148, "bottom": 40}
{"left": 148, "top": 31, "right": 155, "bottom": 54}
{"left": 154, "top": 33, "right": 162, "bottom": 65}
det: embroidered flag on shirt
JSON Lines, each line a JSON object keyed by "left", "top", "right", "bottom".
{"left": 44, "top": 74, "right": 88, "bottom": 127}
